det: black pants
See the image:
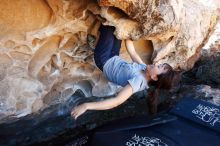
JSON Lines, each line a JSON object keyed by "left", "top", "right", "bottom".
{"left": 94, "top": 24, "right": 122, "bottom": 71}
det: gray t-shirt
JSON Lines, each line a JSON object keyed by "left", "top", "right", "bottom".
{"left": 103, "top": 56, "right": 149, "bottom": 94}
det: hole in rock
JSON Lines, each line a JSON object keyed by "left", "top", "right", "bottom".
{"left": 120, "top": 39, "right": 154, "bottom": 64}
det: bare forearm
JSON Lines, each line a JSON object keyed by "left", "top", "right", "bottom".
{"left": 130, "top": 52, "right": 145, "bottom": 64}
{"left": 86, "top": 84, "right": 133, "bottom": 111}
{"left": 86, "top": 97, "right": 123, "bottom": 110}
{"left": 71, "top": 84, "right": 133, "bottom": 119}
{"left": 125, "top": 40, "right": 145, "bottom": 64}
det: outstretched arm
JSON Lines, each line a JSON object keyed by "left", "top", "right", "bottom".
{"left": 71, "top": 84, "right": 133, "bottom": 119}
{"left": 125, "top": 39, "right": 145, "bottom": 64}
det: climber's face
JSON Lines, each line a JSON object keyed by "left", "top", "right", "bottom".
{"left": 148, "top": 64, "right": 169, "bottom": 81}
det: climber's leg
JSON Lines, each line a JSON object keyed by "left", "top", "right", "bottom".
{"left": 94, "top": 24, "right": 116, "bottom": 71}
{"left": 110, "top": 35, "right": 122, "bottom": 58}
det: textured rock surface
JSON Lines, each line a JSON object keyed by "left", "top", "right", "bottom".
{"left": 0, "top": 0, "right": 113, "bottom": 119}
{"left": 0, "top": 0, "right": 219, "bottom": 120}
{"left": 182, "top": 50, "right": 220, "bottom": 88}
{"left": 204, "top": 21, "right": 220, "bottom": 50}
{"left": 98, "top": 0, "right": 219, "bottom": 70}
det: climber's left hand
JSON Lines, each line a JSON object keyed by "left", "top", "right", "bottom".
{"left": 71, "top": 103, "right": 88, "bottom": 119}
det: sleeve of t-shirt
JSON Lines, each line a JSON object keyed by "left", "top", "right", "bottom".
{"left": 139, "top": 63, "right": 147, "bottom": 70}
{"left": 127, "top": 75, "right": 147, "bottom": 94}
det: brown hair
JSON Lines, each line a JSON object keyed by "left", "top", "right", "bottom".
{"left": 148, "top": 63, "right": 175, "bottom": 90}
{"left": 147, "top": 63, "right": 176, "bottom": 115}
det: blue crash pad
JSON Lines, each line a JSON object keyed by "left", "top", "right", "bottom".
{"left": 90, "top": 98, "right": 220, "bottom": 146}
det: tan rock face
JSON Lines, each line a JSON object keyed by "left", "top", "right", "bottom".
{"left": 98, "top": 0, "right": 181, "bottom": 40}
{"left": 0, "top": 0, "right": 52, "bottom": 39}
{"left": 0, "top": 0, "right": 218, "bottom": 120}
{"left": 98, "top": 0, "right": 219, "bottom": 70}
